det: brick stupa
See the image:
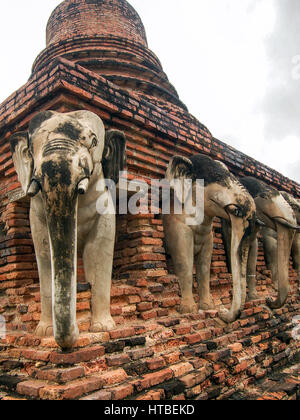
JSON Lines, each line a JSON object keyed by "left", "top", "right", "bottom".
{"left": 0, "top": 0, "right": 299, "bottom": 401}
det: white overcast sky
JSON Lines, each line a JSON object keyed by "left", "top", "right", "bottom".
{"left": 0, "top": 0, "right": 299, "bottom": 183}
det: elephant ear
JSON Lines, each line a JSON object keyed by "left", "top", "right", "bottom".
{"left": 166, "top": 156, "right": 194, "bottom": 203}
{"left": 103, "top": 130, "right": 126, "bottom": 184}
{"left": 215, "top": 160, "right": 229, "bottom": 171}
{"left": 10, "top": 132, "right": 33, "bottom": 194}
{"left": 280, "top": 191, "right": 300, "bottom": 214}
{"left": 29, "top": 111, "right": 56, "bottom": 136}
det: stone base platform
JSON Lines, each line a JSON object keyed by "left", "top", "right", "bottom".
{"left": 228, "top": 361, "right": 300, "bottom": 400}
{"left": 1, "top": 297, "right": 300, "bottom": 401}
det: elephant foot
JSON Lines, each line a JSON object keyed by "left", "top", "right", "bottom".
{"left": 199, "top": 299, "right": 215, "bottom": 311}
{"left": 179, "top": 300, "right": 198, "bottom": 314}
{"left": 218, "top": 308, "right": 236, "bottom": 324}
{"left": 90, "top": 316, "right": 116, "bottom": 333}
{"left": 247, "top": 291, "right": 259, "bottom": 301}
{"left": 35, "top": 321, "right": 53, "bottom": 337}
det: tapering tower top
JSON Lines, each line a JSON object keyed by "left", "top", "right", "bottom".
{"left": 46, "top": 0, "right": 148, "bottom": 47}
{"left": 32, "top": 0, "right": 187, "bottom": 111}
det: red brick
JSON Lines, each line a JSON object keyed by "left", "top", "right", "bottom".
{"left": 39, "top": 376, "right": 103, "bottom": 400}
{"left": 80, "top": 390, "right": 112, "bottom": 401}
{"left": 127, "top": 295, "right": 141, "bottom": 304}
{"left": 21, "top": 349, "right": 51, "bottom": 362}
{"left": 137, "top": 389, "right": 165, "bottom": 401}
{"left": 140, "top": 310, "right": 157, "bottom": 320}
{"left": 251, "top": 335, "right": 262, "bottom": 344}
{"left": 206, "top": 349, "right": 231, "bottom": 362}
{"left": 173, "top": 394, "right": 186, "bottom": 400}
{"left": 106, "top": 354, "right": 130, "bottom": 367}
{"left": 17, "top": 380, "right": 47, "bottom": 397}
{"left": 98, "top": 369, "right": 128, "bottom": 386}
{"left": 161, "top": 298, "right": 178, "bottom": 308}
{"left": 135, "top": 369, "right": 173, "bottom": 391}
{"left": 109, "top": 327, "right": 135, "bottom": 340}
{"left": 234, "top": 361, "right": 249, "bottom": 374}
{"left": 137, "top": 302, "right": 153, "bottom": 312}
{"left": 146, "top": 357, "right": 166, "bottom": 371}
{"left": 163, "top": 352, "right": 181, "bottom": 364}
{"left": 173, "top": 325, "right": 191, "bottom": 335}
{"left": 37, "top": 367, "right": 85, "bottom": 383}
{"left": 248, "top": 366, "right": 258, "bottom": 376}
{"left": 212, "top": 371, "right": 227, "bottom": 384}
{"left": 184, "top": 334, "right": 202, "bottom": 345}
{"left": 170, "top": 362, "right": 194, "bottom": 377}
{"left": 228, "top": 343, "right": 243, "bottom": 353}
{"left": 49, "top": 346, "right": 105, "bottom": 364}
{"left": 129, "top": 348, "right": 154, "bottom": 360}
{"left": 179, "top": 368, "right": 209, "bottom": 388}
{"left": 110, "top": 384, "right": 134, "bottom": 400}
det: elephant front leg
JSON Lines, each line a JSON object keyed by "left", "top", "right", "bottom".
{"left": 30, "top": 206, "right": 53, "bottom": 337}
{"left": 246, "top": 238, "right": 259, "bottom": 301}
{"left": 83, "top": 215, "right": 116, "bottom": 333}
{"left": 291, "top": 235, "right": 300, "bottom": 294}
{"left": 195, "top": 232, "right": 215, "bottom": 311}
{"left": 35, "top": 258, "right": 53, "bottom": 338}
{"left": 262, "top": 227, "right": 279, "bottom": 291}
{"left": 163, "top": 216, "right": 197, "bottom": 314}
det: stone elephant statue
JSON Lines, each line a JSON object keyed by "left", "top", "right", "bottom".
{"left": 162, "top": 154, "right": 256, "bottom": 323}
{"left": 10, "top": 110, "right": 126, "bottom": 349}
{"left": 280, "top": 192, "right": 300, "bottom": 293}
{"left": 239, "top": 177, "right": 299, "bottom": 310}
{"left": 221, "top": 210, "right": 261, "bottom": 303}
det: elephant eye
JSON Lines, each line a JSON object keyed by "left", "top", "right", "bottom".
{"left": 225, "top": 204, "right": 243, "bottom": 218}
{"left": 90, "top": 136, "right": 98, "bottom": 148}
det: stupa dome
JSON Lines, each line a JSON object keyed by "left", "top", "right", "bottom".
{"left": 32, "top": 0, "right": 187, "bottom": 111}
{"left": 46, "top": 0, "right": 148, "bottom": 47}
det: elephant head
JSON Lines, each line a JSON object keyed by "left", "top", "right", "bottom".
{"left": 240, "top": 177, "right": 299, "bottom": 309}
{"left": 10, "top": 110, "right": 126, "bottom": 348}
{"left": 281, "top": 192, "right": 300, "bottom": 291}
{"left": 166, "top": 154, "right": 256, "bottom": 323}
{"left": 281, "top": 192, "right": 300, "bottom": 225}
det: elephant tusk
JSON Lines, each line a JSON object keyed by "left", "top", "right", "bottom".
{"left": 78, "top": 178, "right": 89, "bottom": 195}
{"left": 27, "top": 180, "right": 41, "bottom": 198}
{"left": 255, "top": 217, "right": 265, "bottom": 227}
{"left": 272, "top": 217, "right": 300, "bottom": 231}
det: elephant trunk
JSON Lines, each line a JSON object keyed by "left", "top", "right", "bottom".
{"left": 38, "top": 153, "right": 91, "bottom": 348}
{"left": 46, "top": 192, "right": 79, "bottom": 349}
{"left": 41, "top": 156, "right": 81, "bottom": 349}
{"left": 267, "top": 223, "right": 294, "bottom": 309}
{"left": 219, "top": 215, "right": 248, "bottom": 323}
{"left": 273, "top": 217, "right": 300, "bottom": 231}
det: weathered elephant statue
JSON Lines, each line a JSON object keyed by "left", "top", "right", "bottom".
{"left": 239, "top": 177, "right": 299, "bottom": 309}
{"left": 10, "top": 110, "right": 126, "bottom": 349}
{"left": 163, "top": 154, "right": 256, "bottom": 323}
{"left": 221, "top": 212, "right": 261, "bottom": 302}
{"left": 280, "top": 192, "right": 300, "bottom": 293}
